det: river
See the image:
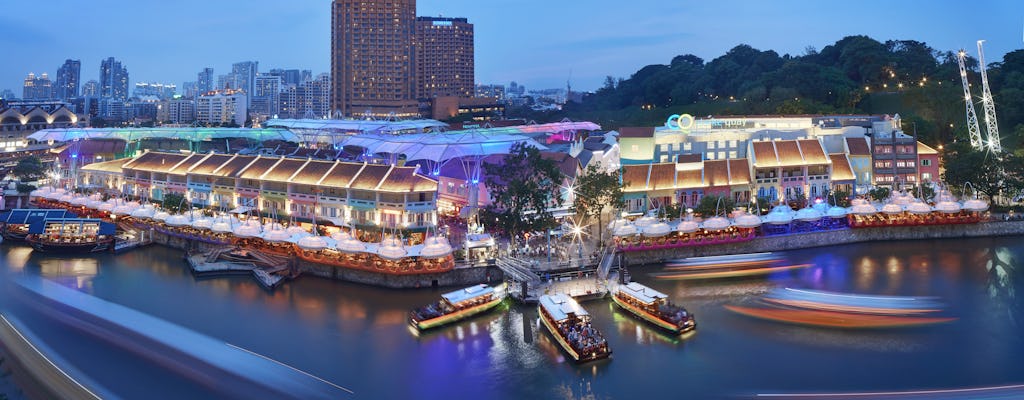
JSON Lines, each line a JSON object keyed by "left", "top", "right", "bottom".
{"left": 1, "top": 236, "right": 1023, "bottom": 399}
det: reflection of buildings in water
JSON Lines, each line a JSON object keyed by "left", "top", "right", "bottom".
{"left": 983, "top": 247, "right": 1017, "bottom": 308}
{"left": 335, "top": 301, "right": 368, "bottom": 326}
{"left": 555, "top": 379, "right": 598, "bottom": 400}
{"left": 5, "top": 246, "right": 33, "bottom": 271}
{"left": 374, "top": 309, "right": 408, "bottom": 327}
{"left": 607, "top": 303, "right": 684, "bottom": 347}
{"left": 855, "top": 257, "right": 876, "bottom": 292}
{"left": 38, "top": 257, "right": 99, "bottom": 289}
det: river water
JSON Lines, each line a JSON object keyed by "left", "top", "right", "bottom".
{"left": 1, "top": 236, "right": 1023, "bottom": 399}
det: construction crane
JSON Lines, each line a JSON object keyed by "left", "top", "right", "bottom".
{"left": 977, "top": 40, "right": 1002, "bottom": 153}
{"left": 957, "top": 49, "right": 984, "bottom": 150}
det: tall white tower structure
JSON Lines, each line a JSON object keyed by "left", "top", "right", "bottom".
{"left": 977, "top": 40, "right": 1002, "bottom": 153}
{"left": 957, "top": 49, "right": 984, "bottom": 150}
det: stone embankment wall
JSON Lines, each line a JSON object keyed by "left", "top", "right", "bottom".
{"left": 149, "top": 229, "right": 504, "bottom": 288}
{"left": 621, "top": 221, "right": 1024, "bottom": 266}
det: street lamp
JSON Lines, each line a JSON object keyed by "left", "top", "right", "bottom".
{"left": 572, "top": 225, "right": 584, "bottom": 260}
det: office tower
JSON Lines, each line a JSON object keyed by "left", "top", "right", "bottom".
{"left": 99, "top": 57, "right": 129, "bottom": 101}
{"left": 82, "top": 80, "right": 99, "bottom": 98}
{"left": 415, "top": 17, "right": 474, "bottom": 99}
{"left": 331, "top": 0, "right": 418, "bottom": 118}
{"left": 55, "top": 59, "right": 81, "bottom": 100}
{"left": 232, "top": 61, "right": 258, "bottom": 108}
{"left": 197, "top": 67, "right": 214, "bottom": 94}
{"left": 197, "top": 89, "right": 247, "bottom": 126}
{"left": 22, "top": 73, "right": 53, "bottom": 100}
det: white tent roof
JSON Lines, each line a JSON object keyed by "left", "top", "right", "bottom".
{"left": 338, "top": 131, "right": 549, "bottom": 162}
{"left": 28, "top": 127, "right": 299, "bottom": 143}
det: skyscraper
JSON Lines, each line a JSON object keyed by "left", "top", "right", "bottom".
{"left": 232, "top": 61, "right": 258, "bottom": 108}
{"left": 55, "top": 59, "right": 81, "bottom": 101}
{"left": 82, "top": 80, "right": 99, "bottom": 98}
{"left": 197, "top": 67, "right": 214, "bottom": 94}
{"left": 22, "top": 73, "right": 53, "bottom": 100}
{"left": 331, "top": 0, "right": 418, "bottom": 118}
{"left": 415, "top": 17, "right": 474, "bottom": 100}
{"left": 99, "top": 57, "right": 129, "bottom": 101}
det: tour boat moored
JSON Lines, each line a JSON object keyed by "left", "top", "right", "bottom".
{"left": 25, "top": 218, "right": 116, "bottom": 253}
{"left": 0, "top": 209, "right": 77, "bottom": 241}
{"left": 538, "top": 293, "right": 611, "bottom": 363}
{"left": 409, "top": 284, "right": 505, "bottom": 331}
{"left": 612, "top": 282, "right": 696, "bottom": 335}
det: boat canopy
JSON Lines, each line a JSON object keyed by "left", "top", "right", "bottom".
{"left": 27, "top": 218, "right": 115, "bottom": 235}
{"left": 441, "top": 284, "right": 494, "bottom": 305}
{"left": 539, "top": 293, "right": 588, "bottom": 322}
{"left": 0, "top": 209, "right": 76, "bottom": 225}
{"left": 619, "top": 282, "right": 668, "bottom": 305}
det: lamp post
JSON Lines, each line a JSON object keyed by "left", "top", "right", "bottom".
{"left": 572, "top": 225, "right": 583, "bottom": 261}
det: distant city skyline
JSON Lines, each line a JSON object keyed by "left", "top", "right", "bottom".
{"left": 0, "top": 0, "right": 1021, "bottom": 97}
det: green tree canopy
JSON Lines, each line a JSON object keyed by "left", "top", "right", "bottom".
{"left": 161, "top": 192, "right": 187, "bottom": 213}
{"left": 572, "top": 164, "right": 625, "bottom": 244}
{"left": 481, "top": 142, "right": 564, "bottom": 246}
{"left": 13, "top": 156, "right": 46, "bottom": 182}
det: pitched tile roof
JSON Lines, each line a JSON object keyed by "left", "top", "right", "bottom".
{"left": 188, "top": 154, "right": 234, "bottom": 176}
{"left": 751, "top": 141, "right": 779, "bottom": 167}
{"left": 676, "top": 170, "right": 704, "bottom": 189}
{"left": 262, "top": 158, "right": 308, "bottom": 182}
{"left": 378, "top": 167, "right": 437, "bottom": 192}
{"left": 81, "top": 158, "right": 131, "bottom": 173}
{"left": 648, "top": 163, "right": 676, "bottom": 191}
{"left": 775, "top": 140, "right": 804, "bottom": 167}
{"left": 622, "top": 164, "right": 650, "bottom": 192}
{"left": 291, "top": 160, "right": 336, "bottom": 186}
{"left": 349, "top": 164, "right": 391, "bottom": 190}
{"left": 728, "top": 159, "right": 751, "bottom": 185}
{"left": 829, "top": 154, "right": 856, "bottom": 181}
{"left": 846, "top": 137, "right": 870, "bottom": 156}
{"left": 236, "top": 157, "right": 280, "bottom": 180}
{"left": 704, "top": 160, "right": 730, "bottom": 187}
{"left": 797, "top": 139, "right": 829, "bottom": 164}
{"left": 123, "top": 152, "right": 191, "bottom": 173}
{"left": 917, "top": 141, "right": 939, "bottom": 155}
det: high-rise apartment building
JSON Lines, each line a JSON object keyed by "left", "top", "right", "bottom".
{"left": 22, "top": 73, "right": 53, "bottom": 100}
{"left": 99, "top": 57, "right": 129, "bottom": 101}
{"left": 415, "top": 16, "right": 474, "bottom": 100}
{"left": 331, "top": 0, "right": 418, "bottom": 118}
{"left": 277, "top": 74, "right": 331, "bottom": 120}
{"left": 196, "top": 89, "right": 247, "bottom": 126}
{"left": 55, "top": 59, "right": 81, "bottom": 101}
{"left": 253, "top": 75, "right": 282, "bottom": 117}
{"left": 197, "top": 67, "right": 214, "bottom": 94}
{"left": 134, "top": 82, "right": 176, "bottom": 99}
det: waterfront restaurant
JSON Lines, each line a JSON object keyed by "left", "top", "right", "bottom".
{"left": 86, "top": 150, "right": 439, "bottom": 231}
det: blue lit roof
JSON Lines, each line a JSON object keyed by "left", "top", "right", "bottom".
{"left": 28, "top": 127, "right": 300, "bottom": 143}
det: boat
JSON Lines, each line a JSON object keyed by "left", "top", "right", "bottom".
{"left": 762, "top": 288, "right": 944, "bottom": 315}
{"left": 25, "top": 218, "right": 116, "bottom": 253}
{"left": 652, "top": 263, "right": 812, "bottom": 280}
{"left": 0, "top": 209, "right": 77, "bottom": 241}
{"left": 537, "top": 293, "right": 611, "bottom": 363}
{"left": 611, "top": 282, "right": 696, "bottom": 335}
{"left": 724, "top": 305, "right": 956, "bottom": 329}
{"left": 409, "top": 284, "right": 506, "bottom": 331}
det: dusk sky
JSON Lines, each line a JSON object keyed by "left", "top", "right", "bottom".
{"left": 1, "top": 0, "right": 1021, "bottom": 95}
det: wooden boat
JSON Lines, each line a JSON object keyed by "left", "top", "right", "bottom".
{"left": 409, "top": 284, "right": 505, "bottom": 331}
{"left": 25, "top": 218, "right": 115, "bottom": 253}
{"left": 538, "top": 293, "right": 611, "bottom": 363}
{"left": 724, "top": 305, "right": 956, "bottom": 329}
{"left": 0, "top": 209, "right": 78, "bottom": 241}
{"left": 612, "top": 282, "right": 695, "bottom": 335}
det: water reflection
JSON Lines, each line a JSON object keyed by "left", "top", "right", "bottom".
{"left": 37, "top": 256, "right": 98, "bottom": 289}
{"left": 606, "top": 302, "right": 690, "bottom": 347}
{"left": 5, "top": 246, "right": 32, "bottom": 271}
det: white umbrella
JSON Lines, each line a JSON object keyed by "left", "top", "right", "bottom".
{"left": 297, "top": 235, "right": 329, "bottom": 251}
{"left": 286, "top": 225, "right": 309, "bottom": 236}
{"left": 733, "top": 212, "right": 763, "bottom": 228}
{"left": 70, "top": 195, "right": 90, "bottom": 206}
{"left": 131, "top": 205, "right": 157, "bottom": 219}
{"left": 934, "top": 201, "right": 961, "bottom": 214}
{"left": 633, "top": 216, "right": 657, "bottom": 228}
{"left": 762, "top": 210, "right": 793, "bottom": 225}
{"left": 377, "top": 237, "right": 407, "bottom": 260}
{"left": 676, "top": 220, "right": 700, "bottom": 233}
{"left": 702, "top": 216, "right": 731, "bottom": 231}
{"left": 335, "top": 235, "right": 367, "bottom": 253}
{"left": 420, "top": 236, "right": 453, "bottom": 258}
{"left": 165, "top": 214, "right": 191, "bottom": 227}
{"left": 233, "top": 220, "right": 262, "bottom": 237}
{"left": 86, "top": 198, "right": 105, "bottom": 209}
{"left": 850, "top": 202, "right": 877, "bottom": 216}
{"left": 826, "top": 206, "right": 848, "bottom": 219}
{"left": 191, "top": 216, "right": 213, "bottom": 230}
{"left": 58, "top": 194, "right": 73, "bottom": 203}
{"left": 642, "top": 221, "right": 671, "bottom": 237}
{"left": 612, "top": 223, "right": 637, "bottom": 237}
{"left": 261, "top": 228, "right": 291, "bottom": 242}
{"left": 905, "top": 201, "right": 932, "bottom": 215}
{"left": 880, "top": 203, "right": 904, "bottom": 215}
{"left": 211, "top": 217, "right": 234, "bottom": 233}
{"left": 794, "top": 207, "right": 823, "bottom": 222}
{"left": 153, "top": 210, "right": 171, "bottom": 221}
{"left": 962, "top": 198, "right": 988, "bottom": 212}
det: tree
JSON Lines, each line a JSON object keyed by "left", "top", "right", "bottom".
{"left": 941, "top": 142, "right": 1006, "bottom": 203}
{"left": 868, "top": 187, "right": 891, "bottom": 202}
{"left": 162, "top": 192, "right": 186, "bottom": 213}
{"left": 13, "top": 156, "right": 46, "bottom": 182}
{"left": 695, "top": 195, "right": 734, "bottom": 217}
{"left": 826, "top": 189, "right": 851, "bottom": 207}
{"left": 15, "top": 183, "right": 36, "bottom": 194}
{"left": 482, "top": 142, "right": 565, "bottom": 248}
{"left": 572, "top": 164, "right": 625, "bottom": 245}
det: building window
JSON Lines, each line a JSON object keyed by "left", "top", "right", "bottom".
{"left": 630, "top": 144, "right": 639, "bottom": 153}
{"left": 921, "top": 159, "right": 931, "bottom": 167}
{"left": 683, "top": 142, "right": 692, "bottom": 151}
{"left": 922, "top": 173, "right": 932, "bottom": 182}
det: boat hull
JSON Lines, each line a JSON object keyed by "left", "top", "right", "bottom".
{"left": 28, "top": 240, "right": 112, "bottom": 254}
{"left": 611, "top": 293, "right": 694, "bottom": 335}
{"left": 413, "top": 297, "right": 504, "bottom": 331}
{"left": 538, "top": 306, "right": 610, "bottom": 363}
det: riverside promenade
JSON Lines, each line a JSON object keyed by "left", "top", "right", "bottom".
{"left": 618, "top": 219, "right": 1024, "bottom": 267}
